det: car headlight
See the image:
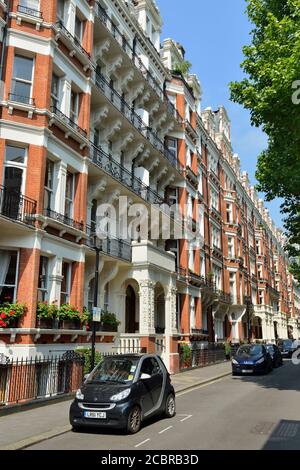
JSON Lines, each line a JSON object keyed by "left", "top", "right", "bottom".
{"left": 256, "top": 357, "right": 265, "bottom": 364}
{"left": 110, "top": 388, "right": 131, "bottom": 402}
{"left": 76, "top": 389, "right": 84, "bottom": 400}
{"left": 232, "top": 358, "right": 239, "bottom": 365}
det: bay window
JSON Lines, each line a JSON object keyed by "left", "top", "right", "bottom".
{"left": 11, "top": 55, "right": 34, "bottom": 104}
{"left": 61, "top": 262, "right": 71, "bottom": 305}
{"left": 0, "top": 250, "right": 18, "bottom": 304}
{"left": 65, "top": 172, "right": 74, "bottom": 219}
{"left": 37, "top": 256, "right": 49, "bottom": 302}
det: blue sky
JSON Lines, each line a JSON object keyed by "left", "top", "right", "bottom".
{"left": 157, "top": 0, "right": 283, "bottom": 228}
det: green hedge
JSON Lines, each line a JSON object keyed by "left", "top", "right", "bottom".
{"left": 76, "top": 348, "right": 103, "bottom": 375}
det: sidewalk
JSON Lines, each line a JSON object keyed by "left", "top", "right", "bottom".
{"left": 0, "top": 361, "right": 231, "bottom": 450}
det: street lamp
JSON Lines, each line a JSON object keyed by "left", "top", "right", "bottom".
{"left": 90, "top": 237, "right": 100, "bottom": 372}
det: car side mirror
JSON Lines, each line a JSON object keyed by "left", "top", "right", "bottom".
{"left": 140, "top": 373, "right": 151, "bottom": 380}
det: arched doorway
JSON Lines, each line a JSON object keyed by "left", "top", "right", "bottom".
{"left": 155, "top": 283, "right": 165, "bottom": 334}
{"left": 125, "top": 285, "right": 137, "bottom": 334}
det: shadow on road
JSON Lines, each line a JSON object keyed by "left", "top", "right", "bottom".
{"left": 71, "top": 414, "right": 172, "bottom": 437}
{"left": 262, "top": 420, "right": 300, "bottom": 450}
{"left": 232, "top": 360, "right": 300, "bottom": 393}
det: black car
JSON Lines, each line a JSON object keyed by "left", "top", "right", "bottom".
{"left": 232, "top": 344, "right": 273, "bottom": 376}
{"left": 70, "top": 354, "right": 176, "bottom": 434}
{"left": 277, "top": 339, "right": 298, "bottom": 358}
{"left": 265, "top": 343, "right": 283, "bottom": 367}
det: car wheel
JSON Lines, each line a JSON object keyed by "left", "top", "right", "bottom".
{"left": 126, "top": 406, "right": 142, "bottom": 434}
{"left": 164, "top": 394, "right": 176, "bottom": 418}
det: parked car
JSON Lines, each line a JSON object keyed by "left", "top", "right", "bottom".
{"left": 70, "top": 354, "right": 176, "bottom": 434}
{"left": 277, "top": 339, "right": 298, "bottom": 358}
{"left": 232, "top": 344, "right": 273, "bottom": 376}
{"left": 265, "top": 343, "right": 283, "bottom": 367}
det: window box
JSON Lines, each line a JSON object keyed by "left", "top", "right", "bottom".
{"left": 60, "top": 319, "right": 81, "bottom": 330}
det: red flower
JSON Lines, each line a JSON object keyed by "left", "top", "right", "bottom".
{"left": 0, "top": 313, "right": 6, "bottom": 319}
{"left": 86, "top": 325, "right": 90, "bottom": 331}
{"left": 9, "top": 311, "right": 15, "bottom": 316}
{"left": 0, "top": 320, "right": 7, "bottom": 328}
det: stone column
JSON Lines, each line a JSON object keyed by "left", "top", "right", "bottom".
{"left": 54, "top": 161, "right": 67, "bottom": 215}
{"left": 49, "top": 257, "right": 63, "bottom": 306}
{"left": 165, "top": 286, "right": 178, "bottom": 335}
{"left": 139, "top": 281, "right": 155, "bottom": 335}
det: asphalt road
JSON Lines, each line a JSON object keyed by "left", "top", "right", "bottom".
{"left": 27, "top": 360, "right": 300, "bottom": 450}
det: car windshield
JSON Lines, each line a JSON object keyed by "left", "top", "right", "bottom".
{"left": 237, "top": 345, "right": 263, "bottom": 357}
{"left": 87, "top": 357, "right": 139, "bottom": 384}
{"left": 266, "top": 345, "right": 274, "bottom": 352}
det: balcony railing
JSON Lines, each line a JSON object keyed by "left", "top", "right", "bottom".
{"left": 86, "top": 226, "right": 132, "bottom": 262}
{"left": 191, "top": 328, "right": 209, "bottom": 336}
{"left": 0, "top": 185, "right": 36, "bottom": 226}
{"left": 17, "top": 4, "right": 42, "bottom": 18}
{"left": 93, "top": 72, "right": 182, "bottom": 172}
{"left": 94, "top": 2, "right": 182, "bottom": 125}
{"left": 56, "top": 21, "right": 91, "bottom": 61}
{"left": 43, "top": 208, "right": 84, "bottom": 231}
{"left": 8, "top": 93, "right": 35, "bottom": 106}
{"left": 89, "top": 144, "right": 164, "bottom": 205}
{"left": 216, "top": 291, "right": 232, "bottom": 304}
{"left": 50, "top": 106, "right": 87, "bottom": 139}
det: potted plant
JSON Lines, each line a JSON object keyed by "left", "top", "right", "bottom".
{"left": 224, "top": 340, "right": 232, "bottom": 360}
{"left": 99, "top": 311, "right": 120, "bottom": 332}
{"left": 179, "top": 343, "right": 192, "bottom": 369}
{"left": 0, "top": 302, "right": 27, "bottom": 329}
{"left": 36, "top": 301, "right": 59, "bottom": 329}
{"left": 58, "top": 304, "right": 82, "bottom": 330}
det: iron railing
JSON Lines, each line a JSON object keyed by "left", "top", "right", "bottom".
{"left": 8, "top": 93, "right": 35, "bottom": 106}
{"left": 0, "top": 185, "right": 36, "bottom": 226}
{"left": 94, "top": 2, "right": 182, "bottom": 125}
{"left": 50, "top": 106, "right": 87, "bottom": 138}
{"left": 43, "top": 208, "right": 84, "bottom": 231}
{"left": 86, "top": 226, "right": 132, "bottom": 262}
{"left": 89, "top": 144, "right": 164, "bottom": 205}
{"left": 17, "top": 4, "right": 42, "bottom": 18}
{"left": 56, "top": 20, "right": 91, "bottom": 60}
{"left": 92, "top": 71, "right": 182, "bottom": 172}
{"left": 179, "top": 343, "right": 226, "bottom": 371}
{"left": 0, "top": 352, "right": 85, "bottom": 406}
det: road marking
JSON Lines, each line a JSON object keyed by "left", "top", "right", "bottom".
{"left": 159, "top": 426, "right": 173, "bottom": 434}
{"left": 180, "top": 414, "right": 192, "bottom": 423}
{"left": 135, "top": 438, "right": 150, "bottom": 448}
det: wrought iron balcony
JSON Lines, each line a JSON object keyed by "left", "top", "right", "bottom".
{"left": 92, "top": 72, "right": 182, "bottom": 172}
{"left": 56, "top": 21, "right": 91, "bottom": 61}
{"left": 216, "top": 291, "right": 232, "bottom": 304}
{"left": 8, "top": 93, "right": 35, "bottom": 106}
{"left": 191, "top": 328, "right": 209, "bottom": 336}
{"left": 86, "top": 226, "right": 132, "bottom": 262}
{"left": 43, "top": 208, "right": 84, "bottom": 231}
{"left": 17, "top": 4, "right": 42, "bottom": 18}
{"left": 0, "top": 185, "right": 36, "bottom": 226}
{"left": 50, "top": 106, "right": 87, "bottom": 139}
{"left": 89, "top": 144, "right": 164, "bottom": 205}
{"left": 94, "top": 2, "right": 182, "bottom": 125}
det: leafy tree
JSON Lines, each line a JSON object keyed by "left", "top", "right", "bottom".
{"left": 230, "top": 0, "right": 300, "bottom": 279}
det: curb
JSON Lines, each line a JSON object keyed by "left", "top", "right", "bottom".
{"left": 175, "top": 371, "right": 231, "bottom": 395}
{"left": 0, "top": 370, "right": 231, "bottom": 450}
{"left": 0, "top": 425, "right": 71, "bottom": 451}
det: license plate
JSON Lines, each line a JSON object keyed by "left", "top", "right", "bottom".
{"left": 242, "top": 370, "right": 253, "bottom": 374}
{"left": 84, "top": 411, "right": 106, "bottom": 419}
